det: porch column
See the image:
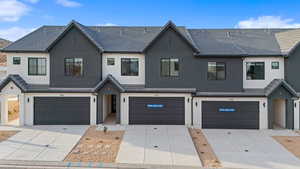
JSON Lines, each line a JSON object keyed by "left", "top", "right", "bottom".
{"left": 90, "top": 95, "right": 97, "bottom": 125}
{"left": 0, "top": 96, "right": 8, "bottom": 124}
{"left": 18, "top": 94, "right": 25, "bottom": 126}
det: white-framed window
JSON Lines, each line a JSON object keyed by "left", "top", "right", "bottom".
{"left": 246, "top": 62, "right": 265, "bottom": 80}
{"left": 121, "top": 58, "right": 139, "bottom": 76}
{"left": 160, "top": 58, "right": 179, "bottom": 77}
{"left": 271, "top": 61, "right": 279, "bottom": 69}
{"left": 13, "top": 57, "right": 21, "bottom": 65}
{"left": 207, "top": 62, "right": 226, "bottom": 80}
{"left": 28, "top": 58, "right": 47, "bottom": 76}
{"left": 107, "top": 58, "right": 115, "bottom": 66}
{"left": 64, "top": 58, "right": 83, "bottom": 76}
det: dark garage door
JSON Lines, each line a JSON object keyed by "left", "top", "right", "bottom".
{"left": 34, "top": 97, "right": 90, "bottom": 125}
{"left": 202, "top": 101, "right": 259, "bottom": 129}
{"left": 129, "top": 97, "right": 185, "bottom": 125}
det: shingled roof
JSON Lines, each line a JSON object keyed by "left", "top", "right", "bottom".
{"left": 1, "top": 20, "right": 299, "bottom": 56}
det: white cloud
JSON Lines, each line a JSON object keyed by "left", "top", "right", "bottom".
{"left": 0, "top": 27, "right": 36, "bottom": 41}
{"left": 0, "top": 0, "right": 30, "bottom": 22}
{"left": 97, "top": 23, "right": 118, "bottom": 26}
{"left": 24, "top": 0, "right": 40, "bottom": 3}
{"left": 236, "top": 16, "right": 300, "bottom": 28}
{"left": 56, "top": 0, "right": 81, "bottom": 7}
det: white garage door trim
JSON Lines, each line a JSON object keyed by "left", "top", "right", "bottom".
{"left": 193, "top": 97, "right": 268, "bottom": 130}
{"left": 24, "top": 93, "right": 97, "bottom": 125}
{"left": 120, "top": 93, "right": 192, "bottom": 125}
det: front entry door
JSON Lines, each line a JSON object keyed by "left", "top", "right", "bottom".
{"left": 111, "top": 95, "right": 117, "bottom": 113}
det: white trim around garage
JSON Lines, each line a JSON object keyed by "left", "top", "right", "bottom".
{"left": 192, "top": 97, "right": 268, "bottom": 130}
{"left": 120, "top": 93, "right": 192, "bottom": 125}
{"left": 23, "top": 93, "right": 97, "bottom": 125}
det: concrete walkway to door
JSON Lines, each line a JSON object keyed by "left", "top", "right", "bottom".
{"left": 116, "top": 125, "right": 201, "bottom": 167}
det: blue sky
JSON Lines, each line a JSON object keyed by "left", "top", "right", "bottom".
{"left": 1, "top": 0, "right": 300, "bottom": 41}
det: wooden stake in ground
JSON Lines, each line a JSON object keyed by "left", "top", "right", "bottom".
{"left": 64, "top": 126, "right": 124, "bottom": 163}
{"left": 189, "top": 128, "right": 221, "bottom": 168}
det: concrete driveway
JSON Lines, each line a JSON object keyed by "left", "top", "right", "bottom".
{"left": 0, "top": 125, "right": 87, "bottom": 161}
{"left": 116, "top": 125, "right": 201, "bottom": 167}
{"left": 203, "top": 129, "right": 300, "bottom": 169}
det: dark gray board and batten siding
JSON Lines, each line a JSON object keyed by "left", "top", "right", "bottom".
{"left": 145, "top": 27, "right": 243, "bottom": 92}
{"left": 202, "top": 101, "right": 259, "bottom": 129}
{"left": 49, "top": 26, "right": 102, "bottom": 88}
{"left": 285, "top": 44, "right": 300, "bottom": 92}
{"left": 129, "top": 97, "right": 185, "bottom": 125}
{"left": 34, "top": 97, "right": 90, "bottom": 125}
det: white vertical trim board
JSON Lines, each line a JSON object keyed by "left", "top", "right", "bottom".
{"left": 0, "top": 97, "right": 8, "bottom": 124}
{"left": 192, "top": 97, "right": 268, "bottom": 130}
{"left": 294, "top": 100, "right": 300, "bottom": 130}
{"left": 192, "top": 97, "right": 202, "bottom": 128}
{"left": 18, "top": 94, "right": 25, "bottom": 126}
{"left": 90, "top": 95, "right": 97, "bottom": 125}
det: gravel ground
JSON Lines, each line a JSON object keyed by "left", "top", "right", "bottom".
{"left": 64, "top": 126, "right": 124, "bottom": 163}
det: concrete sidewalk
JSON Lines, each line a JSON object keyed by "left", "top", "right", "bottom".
{"left": 116, "top": 125, "right": 201, "bottom": 167}
{"left": 203, "top": 129, "right": 300, "bottom": 169}
{"left": 0, "top": 125, "right": 87, "bottom": 161}
{"left": 0, "top": 159, "right": 205, "bottom": 169}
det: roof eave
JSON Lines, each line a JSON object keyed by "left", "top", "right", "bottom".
{"left": 194, "top": 53, "right": 285, "bottom": 57}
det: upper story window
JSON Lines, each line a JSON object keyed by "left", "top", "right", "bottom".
{"left": 28, "top": 58, "right": 46, "bottom": 76}
{"left": 246, "top": 62, "right": 265, "bottom": 80}
{"left": 207, "top": 62, "right": 226, "bottom": 80}
{"left": 13, "top": 57, "right": 21, "bottom": 65}
{"left": 160, "top": 58, "right": 179, "bottom": 77}
{"left": 271, "top": 61, "right": 279, "bottom": 69}
{"left": 107, "top": 58, "right": 115, "bottom": 66}
{"left": 64, "top": 58, "right": 83, "bottom": 76}
{"left": 121, "top": 58, "right": 139, "bottom": 76}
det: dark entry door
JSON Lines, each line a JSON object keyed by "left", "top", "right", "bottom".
{"left": 111, "top": 95, "right": 116, "bottom": 113}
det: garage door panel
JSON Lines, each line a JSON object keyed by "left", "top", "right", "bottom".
{"left": 34, "top": 97, "right": 90, "bottom": 125}
{"left": 129, "top": 97, "right": 185, "bottom": 125}
{"left": 202, "top": 101, "right": 259, "bottom": 129}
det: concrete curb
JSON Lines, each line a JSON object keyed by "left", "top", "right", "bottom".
{"left": 0, "top": 160, "right": 207, "bottom": 169}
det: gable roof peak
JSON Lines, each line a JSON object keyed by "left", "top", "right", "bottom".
{"left": 165, "top": 20, "right": 176, "bottom": 26}
{"left": 46, "top": 20, "right": 104, "bottom": 52}
{"left": 142, "top": 20, "right": 200, "bottom": 53}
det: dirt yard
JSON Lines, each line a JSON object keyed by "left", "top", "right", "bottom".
{"left": 0, "top": 131, "right": 19, "bottom": 142}
{"left": 273, "top": 136, "right": 300, "bottom": 160}
{"left": 64, "top": 126, "right": 124, "bottom": 163}
{"left": 8, "top": 100, "right": 19, "bottom": 121}
{"left": 189, "top": 128, "right": 221, "bottom": 168}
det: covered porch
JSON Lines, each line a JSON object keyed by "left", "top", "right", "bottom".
{"left": 265, "top": 79, "right": 299, "bottom": 129}
{"left": 0, "top": 75, "right": 27, "bottom": 126}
